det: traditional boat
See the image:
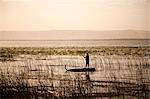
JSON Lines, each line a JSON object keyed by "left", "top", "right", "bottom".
{"left": 65, "top": 65, "right": 96, "bottom": 72}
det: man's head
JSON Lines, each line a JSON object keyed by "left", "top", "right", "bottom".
{"left": 86, "top": 53, "right": 89, "bottom": 56}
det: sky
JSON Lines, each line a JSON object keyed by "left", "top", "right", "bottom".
{"left": 0, "top": 0, "right": 150, "bottom": 39}
{"left": 0, "top": 1, "right": 3, "bottom": 31}
{"left": 147, "top": 0, "right": 150, "bottom": 30}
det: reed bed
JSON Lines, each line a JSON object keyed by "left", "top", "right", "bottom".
{"left": 0, "top": 47, "right": 150, "bottom": 98}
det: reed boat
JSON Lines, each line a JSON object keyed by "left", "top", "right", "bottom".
{"left": 65, "top": 65, "right": 96, "bottom": 72}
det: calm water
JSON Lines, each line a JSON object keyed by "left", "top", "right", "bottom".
{"left": 1, "top": 55, "right": 150, "bottom": 98}
{"left": 0, "top": 39, "right": 150, "bottom": 98}
{"left": 0, "top": 39, "right": 149, "bottom": 47}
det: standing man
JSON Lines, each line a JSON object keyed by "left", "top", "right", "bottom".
{"left": 84, "top": 53, "right": 89, "bottom": 67}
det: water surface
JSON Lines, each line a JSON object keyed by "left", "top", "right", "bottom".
{"left": 0, "top": 39, "right": 149, "bottom": 47}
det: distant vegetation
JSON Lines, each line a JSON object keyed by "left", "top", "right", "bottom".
{"left": 0, "top": 47, "right": 149, "bottom": 58}
{"left": 0, "top": 47, "right": 149, "bottom": 62}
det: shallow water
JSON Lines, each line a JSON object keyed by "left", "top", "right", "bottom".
{"left": 0, "top": 54, "right": 150, "bottom": 98}
{"left": 0, "top": 39, "right": 150, "bottom": 98}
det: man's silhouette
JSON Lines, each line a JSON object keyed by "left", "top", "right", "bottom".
{"left": 84, "top": 53, "right": 89, "bottom": 67}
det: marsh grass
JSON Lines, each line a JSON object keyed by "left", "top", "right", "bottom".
{"left": 0, "top": 47, "right": 149, "bottom": 56}
{"left": 0, "top": 47, "right": 150, "bottom": 98}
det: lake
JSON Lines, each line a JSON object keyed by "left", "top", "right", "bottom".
{"left": 0, "top": 39, "right": 149, "bottom": 47}
{"left": 0, "top": 39, "right": 150, "bottom": 98}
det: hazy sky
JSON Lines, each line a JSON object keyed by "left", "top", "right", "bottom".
{"left": 148, "top": 0, "right": 150, "bottom": 30}
{"left": 0, "top": 0, "right": 150, "bottom": 40}
{"left": 0, "top": 0, "right": 149, "bottom": 31}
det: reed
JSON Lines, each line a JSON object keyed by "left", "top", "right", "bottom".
{"left": 0, "top": 47, "right": 149, "bottom": 98}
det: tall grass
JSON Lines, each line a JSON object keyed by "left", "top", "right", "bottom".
{"left": 0, "top": 47, "right": 150, "bottom": 98}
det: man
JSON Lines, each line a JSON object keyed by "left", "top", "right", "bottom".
{"left": 84, "top": 53, "right": 89, "bottom": 67}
